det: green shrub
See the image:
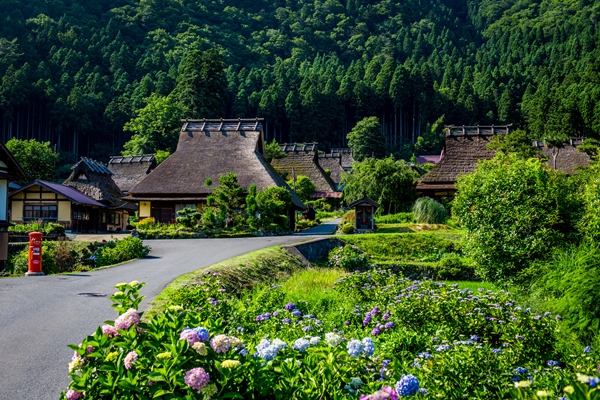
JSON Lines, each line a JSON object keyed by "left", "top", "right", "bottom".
{"left": 412, "top": 197, "right": 448, "bottom": 224}
{"left": 434, "top": 253, "right": 476, "bottom": 280}
{"left": 453, "top": 153, "right": 578, "bottom": 283}
{"left": 176, "top": 207, "right": 201, "bottom": 229}
{"left": 340, "top": 223, "right": 354, "bottom": 234}
{"left": 295, "top": 219, "right": 319, "bottom": 230}
{"left": 45, "top": 222, "right": 65, "bottom": 235}
{"left": 327, "top": 244, "right": 370, "bottom": 271}
{"left": 94, "top": 237, "right": 150, "bottom": 267}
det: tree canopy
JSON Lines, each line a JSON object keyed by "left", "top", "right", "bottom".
{"left": 5, "top": 138, "right": 58, "bottom": 184}
{"left": 347, "top": 116, "right": 387, "bottom": 161}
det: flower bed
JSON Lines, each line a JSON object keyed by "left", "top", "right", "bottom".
{"left": 62, "top": 269, "right": 599, "bottom": 399}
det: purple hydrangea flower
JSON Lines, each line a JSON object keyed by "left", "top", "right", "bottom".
{"left": 184, "top": 367, "right": 210, "bottom": 392}
{"left": 281, "top": 318, "right": 291, "bottom": 324}
{"left": 291, "top": 310, "right": 302, "bottom": 317}
{"left": 384, "top": 322, "right": 395, "bottom": 329}
{"left": 302, "top": 326, "right": 313, "bottom": 331}
{"left": 285, "top": 302, "right": 296, "bottom": 310}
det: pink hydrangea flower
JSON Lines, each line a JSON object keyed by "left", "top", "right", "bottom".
{"left": 102, "top": 324, "right": 119, "bottom": 337}
{"left": 210, "top": 334, "right": 231, "bottom": 353}
{"left": 184, "top": 367, "right": 210, "bottom": 392}
{"left": 360, "top": 386, "right": 398, "bottom": 400}
{"left": 124, "top": 351, "right": 138, "bottom": 370}
{"left": 66, "top": 389, "right": 83, "bottom": 400}
{"left": 114, "top": 309, "right": 140, "bottom": 330}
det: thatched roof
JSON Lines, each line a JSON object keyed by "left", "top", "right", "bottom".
{"left": 108, "top": 154, "right": 156, "bottom": 194}
{"left": 534, "top": 139, "right": 591, "bottom": 174}
{"left": 63, "top": 157, "right": 135, "bottom": 211}
{"left": 271, "top": 143, "right": 338, "bottom": 193}
{"left": 318, "top": 153, "right": 346, "bottom": 184}
{"left": 127, "top": 119, "right": 304, "bottom": 209}
{"left": 419, "top": 126, "right": 510, "bottom": 186}
{"left": 329, "top": 148, "right": 354, "bottom": 170}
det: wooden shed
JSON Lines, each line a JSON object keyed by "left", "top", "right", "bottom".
{"left": 349, "top": 197, "right": 379, "bottom": 232}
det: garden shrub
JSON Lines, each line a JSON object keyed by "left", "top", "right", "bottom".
{"left": 434, "top": 253, "right": 476, "bottom": 280}
{"left": 176, "top": 207, "right": 201, "bottom": 229}
{"left": 136, "top": 217, "right": 156, "bottom": 230}
{"left": 296, "top": 219, "right": 319, "bottom": 230}
{"left": 578, "top": 161, "right": 600, "bottom": 241}
{"left": 54, "top": 239, "right": 77, "bottom": 273}
{"left": 340, "top": 223, "right": 354, "bottom": 234}
{"left": 412, "top": 197, "right": 448, "bottom": 224}
{"left": 94, "top": 237, "right": 150, "bottom": 267}
{"left": 453, "top": 153, "right": 578, "bottom": 283}
{"left": 328, "top": 244, "right": 370, "bottom": 271}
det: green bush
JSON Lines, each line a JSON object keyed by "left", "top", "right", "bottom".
{"left": 412, "top": 197, "right": 448, "bottom": 224}
{"left": 453, "top": 153, "right": 578, "bottom": 283}
{"left": 176, "top": 207, "right": 201, "bottom": 229}
{"left": 295, "top": 219, "right": 319, "bottom": 230}
{"left": 434, "top": 253, "right": 476, "bottom": 280}
{"left": 94, "top": 237, "right": 150, "bottom": 267}
{"left": 340, "top": 223, "right": 354, "bottom": 234}
{"left": 327, "top": 244, "right": 370, "bottom": 271}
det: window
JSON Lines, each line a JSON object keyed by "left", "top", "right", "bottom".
{"left": 24, "top": 204, "right": 58, "bottom": 220}
{"left": 101, "top": 213, "right": 107, "bottom": 223}
{"left": 73, "top": 211, "right": 89, "bottom": 221}
{"left": 109, "top": 213, "right": 120, "bottom": 225}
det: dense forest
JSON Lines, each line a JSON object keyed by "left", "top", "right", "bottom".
{"left": 1, "top": 0, "right": 599, "bottom": 162}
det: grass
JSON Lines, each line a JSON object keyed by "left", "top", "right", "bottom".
{"left": 444, "top": 280, "right": 499, "bottom": 292}
{"left": 148, "top": 246, "right": 307, "bottom": 316}
{"left": 341, "top": 232, "right": 462, "bottom": 263}
{"left": 281, "top": 268, "right": 347, "bottom": 313}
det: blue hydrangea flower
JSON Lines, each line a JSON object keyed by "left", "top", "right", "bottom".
{"left": 291, "top": 310, "right": 302, "bottom": 317}
{"left": 514, "top": 367, "right": 528, "bottom": 374}
{"left": 584, "top": 346, "right": 592, "bottom": 354}
{"left": 350, "top": 377, "right": 363, "bottom": 389}
{"left": 285, "top": 302, "right": 296, "bottom": 310}
{"left": 302, "top": 326, "right": 313, "bottom": 331}
{"left": 194, "top": 327, "right": 210, "bottom": 342}
{"left": 435, "top": 345, "right": 450, "bottom": 352}
{"left": 309, "top": 336, "right": 320, "bottom": 345}
{"left": 281, "top": 318, "right": 291, "bottom": 324}
{"left": 272, "top": 338, "right": 288, "bottom": 350}
{"left": 492, "top": 348, "right": 503, "bottom": 354}
{"left": 362, "top": 337, "right": 375, "bottom": 356}
{"left": 547, "top": 360, "right": 559, "bottom": 367}
{"left": 259, "top": 345, "right": 279, "bottom": 361}
{"left": 293, "top": 338, "right": 310, "bottom": 352}
{"left": 395, "top": 374, "right": 419, "bottom": 396}
{"left": 347, "top": 339, "right": 363, "bottom": 357}
{"left": 418, "top": 352, "right": 433, "bottom": 359}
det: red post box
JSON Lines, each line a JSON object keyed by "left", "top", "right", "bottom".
{"left": 25, "top": 232, "right": 44, "bottom": 276}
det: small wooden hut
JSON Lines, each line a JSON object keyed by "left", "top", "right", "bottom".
{"left": 349, "top": 197, "right": 379, "bottom": 232}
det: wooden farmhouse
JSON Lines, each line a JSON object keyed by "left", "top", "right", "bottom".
{"left": 271, "top": 143, "right": 341, "bottom": 199}
{"left": 125, "top": 118, "right": 304, "bottom": 228}
{"left": 0, "top": 142, "right": 26, "bottom": 263}
{"left": 9, "top": 180, "right": 107, "bottom": 232}
{"left": 417, "top": 125, "right": 511, "bottom": 199}
{"left": 9, "top": 158, "right": 135, "bottom": 232}
{"left": 108, "top": 154, "right": 156, "bottom": 195}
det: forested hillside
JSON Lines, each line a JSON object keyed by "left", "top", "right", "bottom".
{"left": 1, "top": 0, "right": 599, "bottom": 161}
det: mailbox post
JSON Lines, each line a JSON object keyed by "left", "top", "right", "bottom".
{"left": 25, "top": 232, "right": 44, "bottom": 276}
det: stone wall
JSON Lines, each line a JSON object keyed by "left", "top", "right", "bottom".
{"left": 282, "top": 237, "right": 345, "bottom": 266}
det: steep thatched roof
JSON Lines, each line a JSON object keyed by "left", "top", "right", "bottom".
{"left": 127, "top": 119, "right": 304, "bottom": 209}
{"left": 271, "top": 143, "right": 338, "bottom": 193}
{"left": 108, "top": 154, "right": 156, "bottom": 194}
{"left": 534, "top": 139, "right": 591, "bottom": 174}
{"left": 329, "top": 148, "right": 354, "bottom": 170}
{"left": 419, "top": 126, "right": 510, "bottom": 186}
{"left": 63, "top": 157, "right": 135, "bottom": 210}
{"left": 318, "top": 153, "right": 346, "bottom": 184}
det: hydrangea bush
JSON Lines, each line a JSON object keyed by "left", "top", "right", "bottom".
{"left": 62, "top": 270, "right": 600, "bottom": 399}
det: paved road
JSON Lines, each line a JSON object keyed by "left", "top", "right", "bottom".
{"left": 0, "top": 220, "right": 339, "bottom": 400}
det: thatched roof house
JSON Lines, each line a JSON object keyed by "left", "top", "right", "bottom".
{"left": 126, "top": 118, "right": 304, "bottom": 226}
{"left": 329, "top": 148, "right": 354, "bottom": 171}
{"left": 271, "top": 143, "right": 340, "bottom": 198}
{"left": 534, "top": 139, "right": 591, "bottom": 174}
{"left": 64, "top": 158, "right": 135, "bottom": 211}
{"left": 108, "top": 154, "right": 156, "bottom": 195}
{"left": 317, "top": 153, "right": 346, "bottom": 186}
{"left": 417, "top": 125, "right": 512, "bottom": 198}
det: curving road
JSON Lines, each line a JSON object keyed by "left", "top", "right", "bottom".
{"left": 0, "top": 220, "right": 339, "bottom": 400}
